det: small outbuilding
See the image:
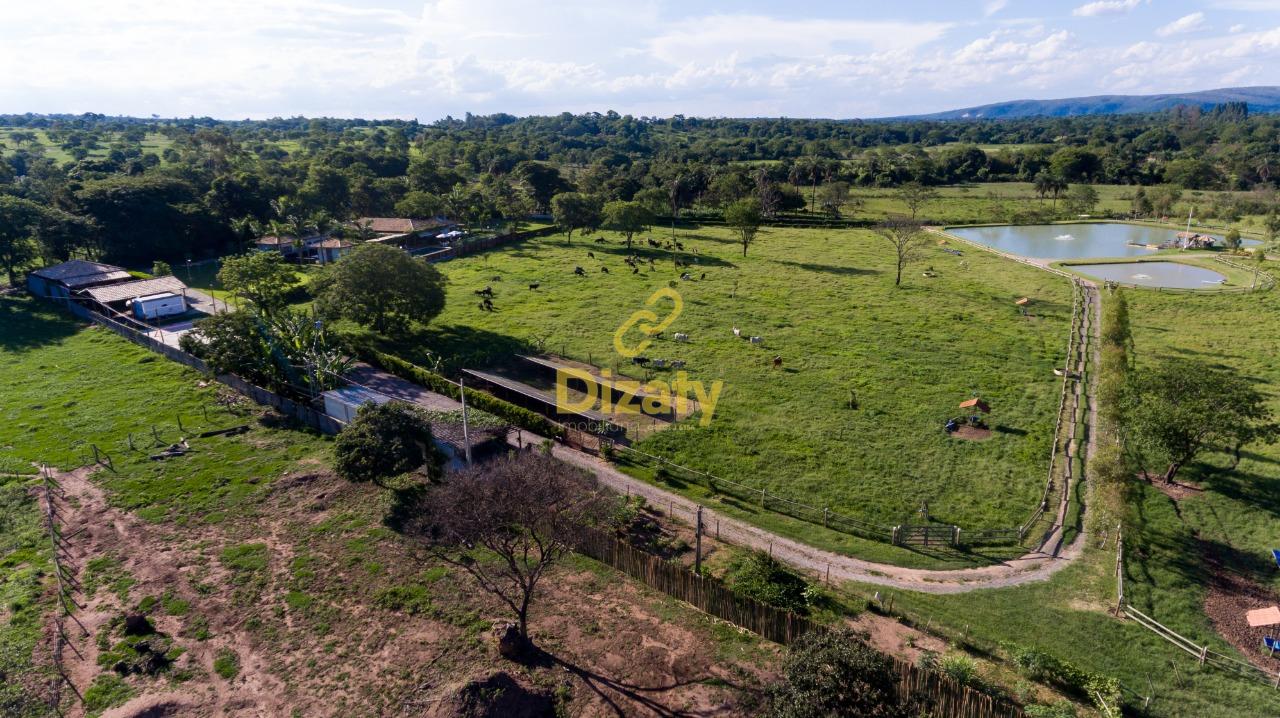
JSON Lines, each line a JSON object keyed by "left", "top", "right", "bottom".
{"left": 27, "top": 260, "right": 132, "bottom": 299}
{"left": 959, "top": 397, "right": 991, "bottom": 414}
{"left": 321, "top": 386, "right": 391, "bottom": 424}
{"left": 314, "top": 238, "right": 354, "bottom": 264}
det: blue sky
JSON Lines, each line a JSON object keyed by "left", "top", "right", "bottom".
{"left": 0, "top": 0, "right": 1277, "bottom": 119}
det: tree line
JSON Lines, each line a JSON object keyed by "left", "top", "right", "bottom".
{"left": 1, "top": 106, "right": 1277, "bottom": 280}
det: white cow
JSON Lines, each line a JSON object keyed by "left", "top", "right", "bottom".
{"left": 674, "top": 332, "right": 689, "bottom": 342}
{"left": 732, "top": 327, "right": 742, "bottom": 337}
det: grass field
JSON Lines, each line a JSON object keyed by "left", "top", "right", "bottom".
{"left": 359, "top": 225, "right": 1073, "bottom": 565}
{"left": 853, "top": 281, "right": 1280, "bottom": 718}
{"left": 0, "top": 295, "right": 779, "bottom": 716}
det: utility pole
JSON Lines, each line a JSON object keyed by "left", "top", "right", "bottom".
{"left": 459, "top": 373, "right": 472, "bottom": 465}
{"left": 695, "top": 505, "right": 703, "bottom": 575}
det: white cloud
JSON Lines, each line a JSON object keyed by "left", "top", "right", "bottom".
{"left": 1072, "top": 0, "right": 1145, "bottom": 18}
{"left": 1157, "top": 12, "right": 1207, "bottom": 36}
{"left": 1230, "top": 23, "right": 1247, "bottom": 32}
{"left": 984, "top": 0, "right": 1009, "bottom": 17}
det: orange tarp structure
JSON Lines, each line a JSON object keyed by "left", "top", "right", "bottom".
{"left": 959, "top": 398, "right": 991, "bottom": 413}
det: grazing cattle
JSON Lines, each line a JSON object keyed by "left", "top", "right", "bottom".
{"left": 651, "top": 358, "right": 667, "bottom": 368}
{"left": 594, "top": 237, "right": 606, "bottom": 243}
{"left": 574, "top": 266, "right": 586, "bottom": 276}
{"left": 474, "top": 286, "right": 494, "bottom": 297}
{"left": 588, "top": 251, "right": 595, "bottom": 259}
{"left": 749, "top": 336, "right": 763, "bottom": 344}
{"left": 528, "top": 283, "right": 540, "bottom": 290}
{"left": 772, "top": 355, "right": 783, "bottom": 369}
{"left": 680, "top": 272, "right": 692, "bottom": 281}
{"left": 632, "top": 266, "right": 640, "bottom": 274}
{"left": 732, "top": 327, "right": 741, "bottom": 338}
{"left": 647, "top": 330, "right": 663, "bottom": 339}
{"left": 700, "top": 273, "right": 706, "bottom": 280}
{"left": 632, "top": 356, "right": 650, "bottom": 365}
{"left": 675, "top": 241, "right": 684, "bottom": 251}
{"left": 483, "top": 297, "right": 495, "bottom": 312}
{"left": 670, "top": 360, "right": 686, "bottom": 369}
{"left": 492, "top": 276, "right": 502, "bottom": 281}
{"left": 674, "top": 332, "right": 689, "bottom": 342}
{"left": 601, "top": 266, "right": 609, "bottom": 274}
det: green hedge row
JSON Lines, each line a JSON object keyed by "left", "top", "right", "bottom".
{"left": 1005, "top": 643, "right": 1121, "bottom": 715}
{"left": 353, "top": 345, "right": 566, "bottom": 440}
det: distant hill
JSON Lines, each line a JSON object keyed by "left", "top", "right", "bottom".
{"left": 897, "top": 86, "right": 1280, "bottom": 120}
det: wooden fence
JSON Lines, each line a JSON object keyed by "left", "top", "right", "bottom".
{"left": 574, "top": 527, "right": 1026, "bottom": 718}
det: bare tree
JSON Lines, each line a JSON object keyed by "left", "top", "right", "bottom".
{"left": 405, "top": 452, "right": 612, "bottom": 652}
{"left": 873, "top": 217, "right": 929, "bottom": 287}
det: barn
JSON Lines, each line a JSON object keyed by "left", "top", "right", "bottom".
{"left": 26, "top": 260, "right": 132, "bottom": 300}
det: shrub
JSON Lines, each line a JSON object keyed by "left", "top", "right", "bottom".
{"left": 729, "top": 551, "right": 810, "bottom": 614}
{"left": 213, "top": 648, "right": 240, "bottom": 679}
{"left": 83, "top": 674, "right": 134, "bottom": 715}
{"left": 939, "top": 653, "right": 979, "bottom": 687}
{"left": 372, "top": 584, "right": 434, "bottom": 615}
{"left": 765, "top": 628, "right": 907, "bottom": 717}
{"left": 332, "top": 401, "right": 443, "bottom": 485}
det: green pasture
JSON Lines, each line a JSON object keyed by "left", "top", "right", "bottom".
{"left": 860, "top": 276, "right": 1280, "bottom": 717}
{"left": 365, "top": 225, "right": 1073, "bottom": 558}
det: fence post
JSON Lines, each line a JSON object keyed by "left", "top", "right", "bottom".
{"left": 952, "top": 526, "right": 960, "bottom": 547}
{"left": 823, "top": 507, "right": 829, "bottom": 528}
{"left": 760, "top": 488, "right": 766, "bottom": 508}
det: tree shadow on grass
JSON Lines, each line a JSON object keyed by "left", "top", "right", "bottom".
{"left": 535, "top": 648, "right": 751, "bottom": 718}
{"left": 1195, "top": 460, "right": 1280, "bottom": 520}
{"left": 374, "top": 323, "right": 530, "bottom": 371}
{"left": 771, "top": 259, "right": 880, "bottom": 276}
{"left": 583, "top": 243, "right": 740, "bottom": 269}
{"left": 0, "top": 296, "right": 81, "bottom": 352}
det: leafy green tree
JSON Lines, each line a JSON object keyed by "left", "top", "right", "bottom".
{"left": 766, "top": 628, "right": 908, "bottom": 718}
{"left": 0, "top": 196, "right": 42, "bottom": 285}
{"left": 1065, "top": 184, "right": 1099, "bottom": 215}
{"left": 34, "top": 207, "right": 96, "bottom": 263}
{"left": 216, "top": 252, "right": 300, "bottom": 312}
{"left": 513, "top": 161, "right": 569, "bottom": 212}
{"left": 819, "top": 181, "right": 852, "bottom": 218}
{"left": 394, "top": 191, "right": 443, "bottom": 219}
{"left": 151, "top": 260, "right": 172, "bottom": 276}
{"left": 894, "top": 182, "right": 937, "bottom": 221}
{"left": 1121, "top": 358, "right": 1280, "bottom": 483}
{"left": 601, "top": 200, "right": 652, "bottom": 250}
{"left": 1224, "top": 228, "right": 1242, "bottom": 252}
{"left": 724, "top": 197, "right": 763, "bottom": 256}
{"left": 1130, "top": 187, "right": 1153, "bottom": 217}
{"left": 333, "top": 401, "right": 442, "bottom": 485}
{"left": 180, "top": 310, "right": 275, "bottom": 388}
{"left": 550, "top": 192, "right": 600, "bottom": 245}
{"left": 313, "top": 243, "right": 446, "bottom": 335}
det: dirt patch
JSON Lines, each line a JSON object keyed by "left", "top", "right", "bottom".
{"left": 849, "top": 612, "right": 947, "bottom": 664}
{"left": 1144, "top": 476, "right": 1204, "bottom": 502}
{"left": 949, "top": 426, "right": 992, "bottom": 442}
{"left": 40, "top": 464, "right": 776, "bottom": 717}
{"left": 1202, "top": 543, "right": 1280, "bottom": 672}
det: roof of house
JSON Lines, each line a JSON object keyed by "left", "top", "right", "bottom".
{"left": 356, "top": 217, "right": 451, "bottom": 234}
{"left": 31, "top": 260, "right": 132, "bottom": 288}
{"left": 255, "top": 235, "right": 294, "bottom": 246}
{"left": 315, "top": 238, "right": 353, "bottom": 249}
{"left": 959, "top": 398, "right": 991, "bottom": 412}
{"left": 81, "top": 275, "right": 189, "bottom": 304}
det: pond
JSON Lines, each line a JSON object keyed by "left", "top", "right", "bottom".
{"left": 1070, "top": 261, "right": 1227, "bottom": 289}
{"left": 946, "top": 223, "right": 1228, "bottom": 260}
